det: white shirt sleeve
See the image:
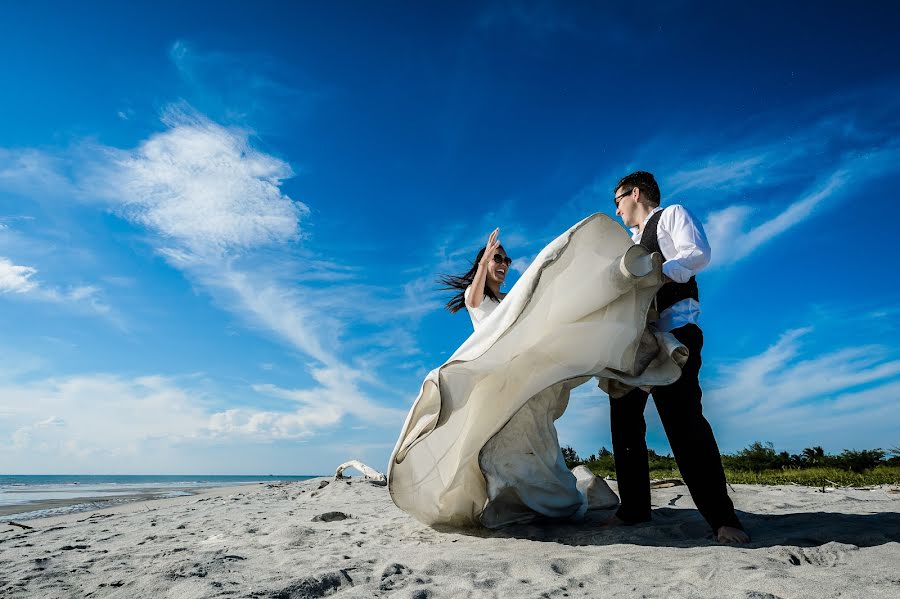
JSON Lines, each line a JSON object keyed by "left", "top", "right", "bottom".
{"left": 658, "top": 205, "right": 711, "bottom": 283}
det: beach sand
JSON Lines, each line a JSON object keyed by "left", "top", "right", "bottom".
{"left": 2, "top": 478, "right": 899, "bottom": 598}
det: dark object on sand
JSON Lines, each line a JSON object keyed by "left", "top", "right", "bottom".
{"left": 318, "top": 480, "right": 330, "bottom": 489}
{"left": 7, "top": 521, "right": 33, "bottom": 530}
{"left": 312, "top": 511, "right": 350, "bottom": 522}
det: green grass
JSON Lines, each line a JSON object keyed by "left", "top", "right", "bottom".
{"left": 582, "top": 464, "right": 900, "bottom": 487}
{"left": 722, "top": 466, "right": 900, "bottom": 487}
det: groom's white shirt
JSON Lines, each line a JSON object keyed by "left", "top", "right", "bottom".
{"left": 630, "top": 204, "right": 711, "bottom": 332}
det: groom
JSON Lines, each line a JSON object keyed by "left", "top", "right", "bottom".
{"left": 607, "top": 171, "right": 749, "bottom": 543}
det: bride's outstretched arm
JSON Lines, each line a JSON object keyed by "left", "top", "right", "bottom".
{"left": 466, "top": 228, "right": 500, "bottom": 309}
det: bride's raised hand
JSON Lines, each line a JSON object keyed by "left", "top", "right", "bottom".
{"left": 480, "top": 228, "right": 500, "bottom": 265}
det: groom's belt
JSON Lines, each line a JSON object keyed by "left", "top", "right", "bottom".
{"left": 655, "top": 277, "right": 699, "bottom": 312}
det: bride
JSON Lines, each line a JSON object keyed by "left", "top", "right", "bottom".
{"left": 437, "top": 227, "right": 509, "bottom": 330}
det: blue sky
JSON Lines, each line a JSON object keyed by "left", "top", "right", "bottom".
{"left": 1, "top": 2, "right": 898, "bottom": 474}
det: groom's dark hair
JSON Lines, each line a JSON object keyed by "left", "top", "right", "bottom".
{"left": 615, "top": 171, "right": 660, "bottom": 207}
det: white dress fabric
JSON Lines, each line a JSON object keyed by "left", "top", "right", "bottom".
{"left": 388, "top": 213, "right": 688, "bottom": 528}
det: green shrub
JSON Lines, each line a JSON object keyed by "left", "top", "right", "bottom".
{"left": 584, "top": 453, "right": 616, "bottom": 475}
{"left": 648, "top": 449, "right": 677, "bottom": 471}
{"left": 567, "top": 442, "right": 899, "bottom": 485}
{"left": 886, "top": 447, "right": 900, "bottom": 467}
{"left": 561, "top": 445, "right": 582, "bottom": 469}
{"left": 833, "top": 449, "right": 885, "bottom": 472}
{"left": 722, "top": 441, "right": 783, "bottom": 472}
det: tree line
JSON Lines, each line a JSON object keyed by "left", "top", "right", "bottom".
{"left": 562, "top": 442, "right": 900, "bottom": 473}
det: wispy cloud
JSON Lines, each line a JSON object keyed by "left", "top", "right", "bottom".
{"left": 0, "top": 374, "right": 211, "bottom": 459}
{"left": 0, "top": 367, "right": 407, "bottom": 472}
{"left": 0, "top": 148, "right": 76, "bottom": 198}
{"left": 702, "top": 169, "right": 847, "bottom": 266}
{"left": 66, "top": 105, "right": 429, "bottom": 439}
{"left": 699, "top": 139, "right": 899, "bottom": 267}
{"left": 545, "top": 88, "right": 900, "bottom": 270}
{"left": 0, "top": 104, "right": 430, "bottom": 442}
{"left": 706, "top": 326, "right": 900, "bottom": 451}
{"left": 168, "top": 41, "right": 316, "bottom": 131}
{"left": 0, "top": 255, "right": 112, "bottom": 318}
{"left": 80, "top": 107, "right": 403, "bottom": 421}
{"left": 556, "top": 320, "right": 900, "bottom": 457}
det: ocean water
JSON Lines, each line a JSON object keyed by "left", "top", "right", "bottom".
{"left": 0, "top": 474, "right": 318, "bottom": 521}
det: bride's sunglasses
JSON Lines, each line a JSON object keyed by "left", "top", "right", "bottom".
{"left": 492, "top": 254, "right": 512, "bottom": 267}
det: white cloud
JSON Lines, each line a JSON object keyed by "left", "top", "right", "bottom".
{"left": 0, "top": 255, "right": 113, "bottom": 319}
{"left": 88, "top": 106, "right": 306, "bottom": 256}
{"left": 703, "top": 170, "right": 847, "bottom": 266}
{"left": 554, "top": 324, "right": 900, "bottom": 458}
{"left": 0, "top": 104, "right": 428, "bottom": 446}
{"left": 0, "top": 257, "right": 38, "bottom": 293}
{"left": 0, "top": 369, "right": 407, "bottom": 473}
{"left": 0, "top": 374, "right": 211, "bottom": 459}
{"left": 665, "top": 141, "right": 814, "bottom": 200}
{"left": 667, "top": 155, "right": 772, "bottom": 197}
{"left": 706, "top": 327, "right": 900, "bottom": 451}
{"left": 73, "top": 105, "right": 417, "bottom": 438}
{"left": 213, "top": 265, "right": 337, "bottom": 366}
{"left": 700, "top": 138, "right": 900, "bottom": 268}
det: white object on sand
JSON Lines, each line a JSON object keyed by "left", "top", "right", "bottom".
{"left": 388, "top": 213, "right": 688, "bottom": 528}
{"left": 335, "top": 460, "right": 386, "bottom": 482}
{"left": 571, "top": 465, "right": 620, "bottom": 511}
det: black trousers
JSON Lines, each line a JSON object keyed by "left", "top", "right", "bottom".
{"left": 609, "top": 324, "right": 742, "bottom": 532}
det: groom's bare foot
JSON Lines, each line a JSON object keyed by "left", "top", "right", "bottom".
{"left": 600, "top": 514, "right": 628, "bottom": 527}
{"left": 600, "top": 514, "right": 651, "bottom": 527}
{"left": 716, "top": 526, "right": 750, "bottom": 544}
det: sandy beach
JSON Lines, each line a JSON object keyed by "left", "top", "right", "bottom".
{"left": 2, "top": 478, "right": 899, "bottom": 598}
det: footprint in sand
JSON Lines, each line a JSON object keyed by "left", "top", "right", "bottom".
{"left": 778, "top": 543, "right": 859, "bottom": 567}
{"left": 266, "top": 571, "right": 353, "bottom": 598}
{"left": 380, "top": 563, "right": 412, "bottom": 591}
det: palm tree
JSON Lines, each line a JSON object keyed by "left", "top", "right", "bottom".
{"left": 801, "top": 446, "right": 825, "bottom": 466}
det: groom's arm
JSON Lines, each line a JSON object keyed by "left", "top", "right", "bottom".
{"left": 659, "top": 205, "right": 711, "bottom": 283}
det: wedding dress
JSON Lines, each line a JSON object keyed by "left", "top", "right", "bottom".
{"left": 388, "top": 213, "right": 687, "bottom": 527}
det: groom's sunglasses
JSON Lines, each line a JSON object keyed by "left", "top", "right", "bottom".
{"left": 614, "top": 188, "right": 634, "bottom": 207}
{"left": 492, "top": 254, "right": 512, "bottom": 267}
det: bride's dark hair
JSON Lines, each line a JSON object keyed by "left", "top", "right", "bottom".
{"left": 438, "top": 245, "right": 506, "bottom": 313}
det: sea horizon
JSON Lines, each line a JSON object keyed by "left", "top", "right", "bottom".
{"left": 0, "top": 474, "right": 321, "bottom": 522}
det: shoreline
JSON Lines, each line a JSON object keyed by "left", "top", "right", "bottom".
{"left": 0, "top": 481, "right": 288, "bottom": 523}
{"left": 2, "top": 483, "right": 268, "bottom": 531}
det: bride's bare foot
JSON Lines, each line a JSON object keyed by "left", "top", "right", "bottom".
{"left": 716, "top": 525, "right": 750, "bottom": 544}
